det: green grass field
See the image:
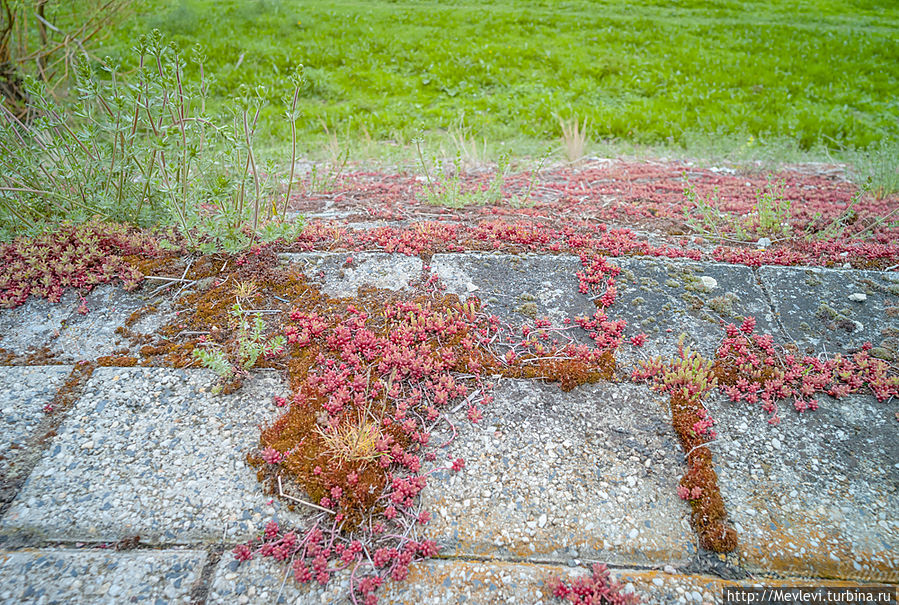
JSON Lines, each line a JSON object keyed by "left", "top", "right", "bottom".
{"left": 93, "top": 0, "right": 899, "bottom": 158}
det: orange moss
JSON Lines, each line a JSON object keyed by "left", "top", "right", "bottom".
{"left": 496, "top": 354, "right": 615, "bottom": 392}
{"left": 0, "top": 346, "right": 62, "bottom": 367}
{"left": 0, "top": 347, "right": 15, "bottom": 365}
{"left": 124, "top": 305, "right": 156, "bottom": 327}
{"left": 97, "top": 355, "right": 138, "bottom": 367}
{"left": 670, "top": 392, "right": 738, "bottom": 553}
{"left": 46, "top": 362, "right": 96, "bottom": 416}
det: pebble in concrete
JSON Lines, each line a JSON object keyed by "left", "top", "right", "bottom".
{"left": 0, "top": 366, "right": 72, "bottom": 487}
{"left": 760, "top": 266, "right": 899, "bottom": 358}
{"left": 0, "top": 368, "right": 306, "bottom": 544}
{"left": 279, "top": 252, "right": 423, "bottom": 298}
{"left": 423, "top": 379, "right": 694, "bottom": 566}
{"left": 707, "top": 392, "right": 899, "bottom": 582}
{"left": 0, "top": 548, "right": 205, "bottom": 604}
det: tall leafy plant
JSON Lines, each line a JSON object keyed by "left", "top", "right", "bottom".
{"left": 0, "top": 29, "right": 303, "bottom": 249}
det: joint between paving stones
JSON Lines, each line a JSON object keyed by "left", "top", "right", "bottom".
{"left": 681, "top": 550, "right": 748, "bottom": 581}
{"left": 189, "top": 545, "right": 225, "bottom": 605}
{"left": 433, "top": 552, "right": 664, "bottom": 572}
{"left": 751, "top": 265, "right": 794, "bottom": 349}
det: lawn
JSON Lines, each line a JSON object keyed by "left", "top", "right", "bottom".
{"left": 94, "top": 0, "right": 899, "bottom": 154}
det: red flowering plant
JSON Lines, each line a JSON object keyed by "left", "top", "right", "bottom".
{"left": 0, "top": 220, "right": 160, "bottom": 309}
{"left": 237, "top": 292, "right": 498, "bottom": 603}
{"left": 548, "top": 563, "right": 640, "bottom": 605}
{"left": 714, "top": 317, "right": 899, "bottom": 424}
{"left": 234, "top": 269, "right": 624, "bottom": 602}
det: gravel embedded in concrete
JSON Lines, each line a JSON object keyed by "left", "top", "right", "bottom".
{"left": 279, "top": 252, "right": 423, "bottom": 297}
{"left": 211, "top": 555, "right": 890, "bottom": 605}
{"left": 0, "top": 366, "right": 72, "bottom": 485}
{"left": 423, "top": 379, "right": 694, "bottom": 566}
{"left": 209, "top": 554, "right": 351, "bottom": 604}
{"left": 707, "top": 392, "right": 899, "bottom": 582}
{"left": 48, "top": 284, "right": 174, "bottom": 361}
{"left": 0, "top": 548, "right": 205, "bottom": 604}
{"left": 0, "top": 294, "right": 75, "bottom": 356}
{"left": 0, "top": 368, "right": 306, "bottom": 544}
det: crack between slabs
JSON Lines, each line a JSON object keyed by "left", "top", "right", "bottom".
{"left": 189, "top": 544, "right": 224, "bottom": 605}
{"left": 752, "top": 265, "right": 794, "bottom": 348}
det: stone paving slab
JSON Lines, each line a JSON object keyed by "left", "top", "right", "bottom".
{"left": 0, "top": 548, "right": 205, "bottom": 604}
{"left": 381, "top": 561, "right": 899, "bottom": 605}
{"left": 0, "top": 368, "right": 305, "bottom": 544}
{"left": 210, "top": 554, "right": 897, "bottom": 604}
{"left": 279, "top": 252, "right": 423, "bottom": 297}
{"left": 706, "top": 392, "right": 899, "bottom": 582}
{"left": 430, "top": 253, "right": 780, "bottom": 367}
{"left": 0, "top": 366, "right": 72, "bottom": 487}
{"left": 0, "top": 284, "right": 172, "bottom": 361}
{"left": 49, "top": 284, "right": 174, "bottom": 361}
{"left": 0, "top": 294, "right": 76, "bottom": 356}
{"left": 431, "top": 253, "right": 594, "bottom": 333}
{"left": 422, "top": 379, "right": 694, "bottom": 567}
{"left": 760, "top": 266, "right": 899, "bottom": 358}
{"left": 612, "top": 257, "right": 777, "bottom": 364}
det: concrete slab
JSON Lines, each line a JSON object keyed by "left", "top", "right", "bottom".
{"left": 422, "top": 379, "right": 694, "bottom": 567}
{"left": 209, "top": 554, "right": 558, "bottom": 605}
{"left": 760, "top": 266, "right": 899, "bottom": 357}
{"left": 211, "top": 555, "right": 894, "bottom": 605}
{"left": 430, "top": 253, "right": 594, "bottom": 331}
{"left": 0, "top": 368, "right": 307, "bottom": 544}
{"left": 279, "top": 252, "right": 423, "bottom": 298}
{"left": 0, "top": 366, "right": 72, "bottom": 485}
{"left": 0, "top": 283, "right": 173, "bottom": 361}
{"left": 613, "top": 257, "right": 776, "bottom": 364}
{"left": 706, "top": 392, "right": 899, "bottom": 582}
{"left": 0, "top": 548, "right": 205, "bottom": 604}
{"left": 49, "top": 284, "right": 172, "bottom": 361}
{"left": 209, "top": 554, "right": 352, "bottom": 604}
{"left": 430, "top": 254, "right": 778, "bottom": 368}
{"left": 383, "top": 560, "right": 899, "bottom": 605}
{"left": 0, "top": 293, "right": 75, "bottom": 356}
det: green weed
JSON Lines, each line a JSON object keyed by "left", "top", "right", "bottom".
{"left": 683, "top": 176, "right": 792, "bottom": 242}
{"left": 751, "top": 178, "right": 792, "bottom": 239}
{"left": 192, "top": 295, "right": 286, "bottom": 389}
{"left": 415, "top": 138, "right": 509, "bottom": 208}
{"left": 0, "top": 30, "right": 305, "bottom": 249}
{"left": 508, "top": 148, "right": 551, "bottom": 209}
{"left": 848, "top": 139, "right": 899, "bottom": 200}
